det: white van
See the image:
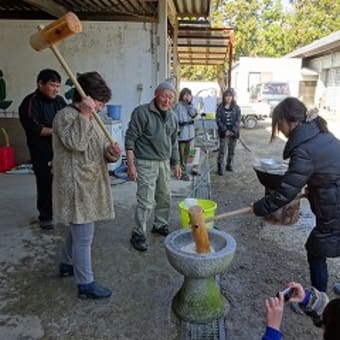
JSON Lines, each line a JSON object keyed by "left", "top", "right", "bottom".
{"left": 251, "top": 82, "right": 290, "bottom": 106}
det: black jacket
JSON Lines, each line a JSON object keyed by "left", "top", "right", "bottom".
{"left": 254, "top": 120, "right": 340, "bottom": 257}
{"left": 215, "top": 103, "right": 241, "bottom": 138}
{"left": 19, "top": 90, "right": 66, "bottom": 163}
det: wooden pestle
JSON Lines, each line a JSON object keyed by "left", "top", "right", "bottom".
{"left": 188, "top": 206, "right": 210, "bottom": 254}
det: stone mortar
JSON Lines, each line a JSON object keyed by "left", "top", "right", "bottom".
{"left": 164, "top": 229, "right": 236, "bottom": 322}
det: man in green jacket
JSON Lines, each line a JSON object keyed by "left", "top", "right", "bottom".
{"left": 125, "top": 80, "right": 181, "bottom": 251}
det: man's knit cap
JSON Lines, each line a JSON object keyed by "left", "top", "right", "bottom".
{"left": 155, "top": 80, "right": 176, "bottom": 94}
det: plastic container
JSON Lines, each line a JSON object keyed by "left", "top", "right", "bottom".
{"left": 107, "top": 104, "right": 122, "bottom": 120}
{"left": 178, "top": 199, "right": 217, "bottom": 228}
{"left": 0, "top": 128, "right": 15, "bottom": 172}
{"left": 0, "top": 146, "right": 15, "bottom": 172}
{"left": 205, "top": 112, "right": 215, "bottom": 119}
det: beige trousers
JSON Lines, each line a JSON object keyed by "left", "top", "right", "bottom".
{"left": 133, "top": 159, "right": 171, "bottom": 236}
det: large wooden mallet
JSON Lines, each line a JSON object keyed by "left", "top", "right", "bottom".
{"left": 30, "top": 12, "right": 115, "bottom": 144}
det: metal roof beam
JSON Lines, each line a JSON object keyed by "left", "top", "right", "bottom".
{"left": 178, "top": 35, "right": 228, "bottom": 40}
{"left": 21, "top": 0, "right": 68, "bottom": 17}
{"left": 178, "top": 51, "right": 227, "bottom": 54}
{"left": 77, "top": 12, "right": 157, "bottom": 22}
{"left": 178, "top": 26, "right": 233, "bottom": 32}
{"left": 178, "top": 43, "right": 228, "bottom": 48}
{"left": 0, "top": 10, "right": 55, "bottom": 19}
{"left": 180, "top": 61, "right": 226, "bottom": 64}
{"left": 179, "top": 59, "right": 226, "bottom": 61}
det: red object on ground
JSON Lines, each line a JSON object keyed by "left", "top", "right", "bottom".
{"left": 0, "top": 128, "right": 16, "bottom": 172}
{"left": 0, "top": 146, "right": 15, "bottom": 172}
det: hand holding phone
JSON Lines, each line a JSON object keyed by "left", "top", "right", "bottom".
{"left": 277, "top": 287, "right": 295, "bottom": 302}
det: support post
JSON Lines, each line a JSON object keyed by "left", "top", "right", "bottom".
{"left": 227, "top": 37, "right": 233, "bottom": 89}
{"left": 157, "top": 0, "right": 168, "bottom": 82}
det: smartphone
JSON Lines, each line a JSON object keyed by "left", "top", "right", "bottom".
{"left": 276, "top": 287, "right": 295, "bottom": 302}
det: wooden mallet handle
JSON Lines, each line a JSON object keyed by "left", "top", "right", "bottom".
{"left": 206, "top": 207, "right": 252, "bottom": 223}
{"left": 49, "top": 44, "right": 115, "bottom": 144}
{"left": 205, "top": 193, "right": 306, "bottom": 223}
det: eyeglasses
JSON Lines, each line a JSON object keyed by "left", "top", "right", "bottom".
{"left": 159, "top": 93, "right": 174, "bottom": 101}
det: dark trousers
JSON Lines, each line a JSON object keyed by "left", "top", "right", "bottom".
{"left": 217, "top": 136, "right": 237, "bottom": 167}
{"left": 307, "top": 252, "right": 328, "bottom": 292}
{"left": 178, "top": 140, "right": 191, "bottom": 175}
{"left": 32, "top": 160, "right": 53, "bottom": 222}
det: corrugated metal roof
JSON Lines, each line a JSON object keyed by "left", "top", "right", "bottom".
{"left": 56, "top": 0, "right": 158, "bottom": 21}
{"left": 0, "top": 0, "right": 220, "bottom": 21}
{"left": 0, "top": 0, "right": 231, "bottom": 67}
{"left": 173, "top": 0, "right": 211, "bottom": 17}
{"left": 0, "top": 0, "right": 158, "bottom": 21}
{"left": 286, "top": 30, "right": 340, "bottom": 59}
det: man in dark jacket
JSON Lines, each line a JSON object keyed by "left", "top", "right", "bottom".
{"left": 253, "top": 98, "right": 340, "bottom": 294}
{"left": 19, "top": 69, "right": 66, "bottom": 230}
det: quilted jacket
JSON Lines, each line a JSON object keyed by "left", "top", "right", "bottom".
{"left": 254, "top": 120, "right": 340, "bottom": 257}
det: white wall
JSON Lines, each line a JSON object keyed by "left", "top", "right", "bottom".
{"left": 231, "top": 57, "right": 302, "bottom": 105}
{"left": 307, "top": 51, "right": 340, "bottom": 114}
{"left": 0, "top": 20, "right": 158, "bottom": 130}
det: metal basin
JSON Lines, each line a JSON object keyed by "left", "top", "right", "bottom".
{"left": 254, "top": 159, "right": 288, "bottom": 190}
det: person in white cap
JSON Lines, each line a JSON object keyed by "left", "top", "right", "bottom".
{"left": 125, "top": 80, "right": 182, "bottom": 251}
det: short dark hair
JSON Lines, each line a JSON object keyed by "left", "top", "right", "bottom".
{"left": 223, "top": 88, "right": 235, "bottom": 97}
{"left": 37, "top": 69, "right": 61, "bottom": 84}
{"left": 179, "top": 88, "right": 192, "bottom": 101}
{"left": 73, "top": 72, "right": 112, "bottom": 103}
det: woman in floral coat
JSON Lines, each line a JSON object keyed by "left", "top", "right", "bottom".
{"left": 53, "top": 72, "right": 121, "bottom": 299}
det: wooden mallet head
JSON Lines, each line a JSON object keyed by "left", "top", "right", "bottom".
{"left": 30, "top": 12, "right": 82, "bottom": 51}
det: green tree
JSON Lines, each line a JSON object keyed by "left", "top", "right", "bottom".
{"left": 258, "top": 0, "right": 291, "bottom": 56}
{"left": 213, "top": 0, "right": 288, "bottom": 59}
{"left": 180, "top": 0, "right": 340, "bottom": 82}
{"left": 180, "top": 65, "right": 217, "bottom": 81}
{"left": 287, "top": 0, "right": 340, "bottom": 48}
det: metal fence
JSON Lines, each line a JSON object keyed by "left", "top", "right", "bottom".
{"left": 188, "top": 143, "right": 218, "bottom": 200}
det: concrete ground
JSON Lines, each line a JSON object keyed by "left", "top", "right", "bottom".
{"left": 1, "top": 112, "right": 340, "bottom": 339}
{"left": 0, "top": 172, "right": 192, "bottom": 339}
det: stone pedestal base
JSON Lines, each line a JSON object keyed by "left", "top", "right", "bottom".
{"left": 172, "top": 276, "right": 225, "bottom": 323}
